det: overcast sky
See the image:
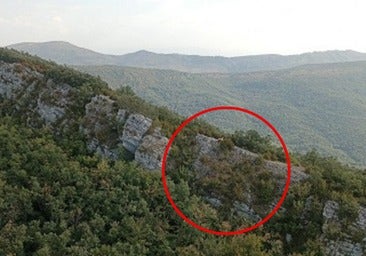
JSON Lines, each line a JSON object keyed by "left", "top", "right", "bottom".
{"left": 0, "top": 0, "right": 365, "bottom": 56}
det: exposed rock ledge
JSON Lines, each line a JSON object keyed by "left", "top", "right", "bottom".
{"left": 135, "top": 133, "right": 169, "bottom": 170}
{"left": 194, "top": 134, "right": 308, "bottom": 184}
{"left": 81, "top": 95, "right": 166, "bottom": 170}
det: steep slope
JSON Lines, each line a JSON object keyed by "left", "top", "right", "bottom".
{"left": 1, "top": 48, "right": 366, "bottom": 255}
{"left": 8, "top": 41, "right": 366, "bottom": 73}
{"left": 76, "top": 62, "right": 366, "bottom": 167}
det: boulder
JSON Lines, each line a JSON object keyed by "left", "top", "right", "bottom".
{"left": 135, "top": 134, "right": 168, "bottom": 170}
{"left": 121, "top": 114, "right": 152, "bottom": 153}
{"left": 323, "top": 200, "right": 339, "bottom": 220}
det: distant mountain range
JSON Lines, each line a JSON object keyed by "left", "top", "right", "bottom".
{"left": 8, "top": 41, "right": 366, "bottom": 73}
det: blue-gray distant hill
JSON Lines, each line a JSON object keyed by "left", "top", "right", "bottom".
{"left": 8, "top": 41, "right": 366, "bottom": 73}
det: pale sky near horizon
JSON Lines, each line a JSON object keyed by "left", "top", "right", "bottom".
{"left": 0, "top": 0, "right": 365, "bottom": 56}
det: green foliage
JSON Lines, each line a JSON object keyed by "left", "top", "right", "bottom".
{"left": 232, "top": 130, "right": 271, "bottom": 154}
{"left": 219, "top": 137, "right": 235, "bottom": 152}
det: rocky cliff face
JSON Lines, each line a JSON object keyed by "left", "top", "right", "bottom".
{"left": 0, "top": 61, "right": 69, "bottom": 127}
{"left": 0, "top": 61, "right": 168, "bottom": 170}
{"left": 81, "top": 95, "right": 165, "bottom": 169}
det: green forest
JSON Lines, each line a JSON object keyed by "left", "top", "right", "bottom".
{"left": 0, "top": 48, "right": 366, "bottom": 255}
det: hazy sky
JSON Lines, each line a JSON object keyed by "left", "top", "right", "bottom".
{"left": 0, "top": 0, "right": 365, "bottom": 56}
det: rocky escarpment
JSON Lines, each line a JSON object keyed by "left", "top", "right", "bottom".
{"left": 0, "top": 61, "right": 71, "bottom": 127}
{"left": 0, "top": 61, "right": 168, "bottom": 170}
{"left": 193, "top": 134, "right": 308, "bottom": 222}
{"left": 81, "top": 95, "right": 166, "bottom": 170}
{"left": 194, "top": 134, "right": 308, "bottom": 184}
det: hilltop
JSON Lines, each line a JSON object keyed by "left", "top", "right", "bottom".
{"left": 8, "top": 41, "right": 366, "bottom": 73}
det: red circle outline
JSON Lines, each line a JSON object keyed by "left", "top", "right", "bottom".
{"left": 161, "top": 106, "right": 291, "bottom": 236}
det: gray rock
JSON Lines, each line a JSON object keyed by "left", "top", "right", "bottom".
{"left": 194, "top": 134, "right": 308, "bottom": 184}
{"left": 35, "top": 80, "right": 71, "bottom": 125}
{"left": 87, "top": 138, "right": 118, "bottom": 160}
{"left": 204, "top": 197, "right": 223, "bottom": 208}
{"left": 323, "top": 200, "right": 339, "bottom": 220}
{"left": 121, "top": 114, "right": 152, "bottom": 153}
{"left": 355, "top": 206, "right": 366, "bottom": 231}
{"left": 325, "top": 239, "right": 363, "bottom": 256}
{"left": 135, "top": 134, "right": 168, "bottom": 170}
{"left": 116, "top": 109, "right": 127, "bottom": 123}
{"left": 286, "top": 233, "right": 292, "bottom": 243}
{"left": 36, "top": 99, "right": 65, "bottom": 124}
{"left": 85, "top": 95, "right": 115, "bottom": 118}
{"left": 233, "top": 201, "right": 261, "bottom": 222}
{"left": 0, "top": 61, "right": 43, "bottom": 99}
{"left": 82, "top": 95, "right": 119, "bottom": 157}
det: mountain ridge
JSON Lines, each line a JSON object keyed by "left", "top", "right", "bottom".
{"left": 8, "top": 41, "right": 366, "bottom": 73}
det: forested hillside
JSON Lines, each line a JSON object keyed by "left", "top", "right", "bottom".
{"left": 1, "top": 48, "right": 366, "bottom": 255}
{"left": 76, "top": 63, "right": 366, "bottom": 167}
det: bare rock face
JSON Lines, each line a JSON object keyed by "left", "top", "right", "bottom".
{"left": 36, "top": 80, "right": 71, "bottom": 124}
{"left": 116, "top": 109, "right": 127, "bottom": 124}
{"left": 81, "top": 95, "right": 119, "bottom": 158}
{"left": 0, "top": 61, "right": 69, "bottom": 125}
{"left": 194, "top": 134, "right": 308, "bottom": 183}
{"left": 323, "top": 200, "right": 339, "bottom": 220}
{"left": 355, "top": 206, "right": 366, "bottom": 231}
{"left": 121, "top": 114, "right": 152, "bottom": 153}
{"left": 0, "top": 61, "right": 41, "bottom": 99}
{"left": 81, "top": 96, "right": 156, "bottom": 162}
{"left": 135, "top": 133, "right": 168, "bottom": 170}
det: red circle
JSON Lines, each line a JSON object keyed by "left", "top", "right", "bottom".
{"left": 161, "top": 106, "right": 291, "bottom": 236}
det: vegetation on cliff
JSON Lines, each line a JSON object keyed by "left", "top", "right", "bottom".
{"left": 0, "top": 48, "right": 365, "bottom": 255}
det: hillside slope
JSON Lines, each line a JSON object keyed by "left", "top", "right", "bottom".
{"left": 76, "top": 62, "right": 366, "bottom": 167}
{"left": 8, "top": 41, "right": 366, "bottom": 73}
{"left": 1, "top": 48, "right": 366, "bottom": 255}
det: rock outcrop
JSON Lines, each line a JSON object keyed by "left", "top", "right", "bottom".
{"left": 194, "top": 134, "right": 308, "bottom": 184}
{"left": 36, "top": 80, "right": 71, "bottom": 124}
{"left": 81, "top": 95, "right": 119, "bottom": 158}
{"left": 135, "top": 133, "right": 169, "bottom": 170}
{"left": 322, "top": 200, "right": 366, "bottom": 255}
{"left": 121, "top": 114, "right": 152, "bottom": 153}
{"left": 80, "top": 95, "right": 167, "bottom": 169}
{"left": 0, "top": 61, "right": 42, "bottom": 99}
{"left": 0, "top": 61, "right": 70, "bottom": 126}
